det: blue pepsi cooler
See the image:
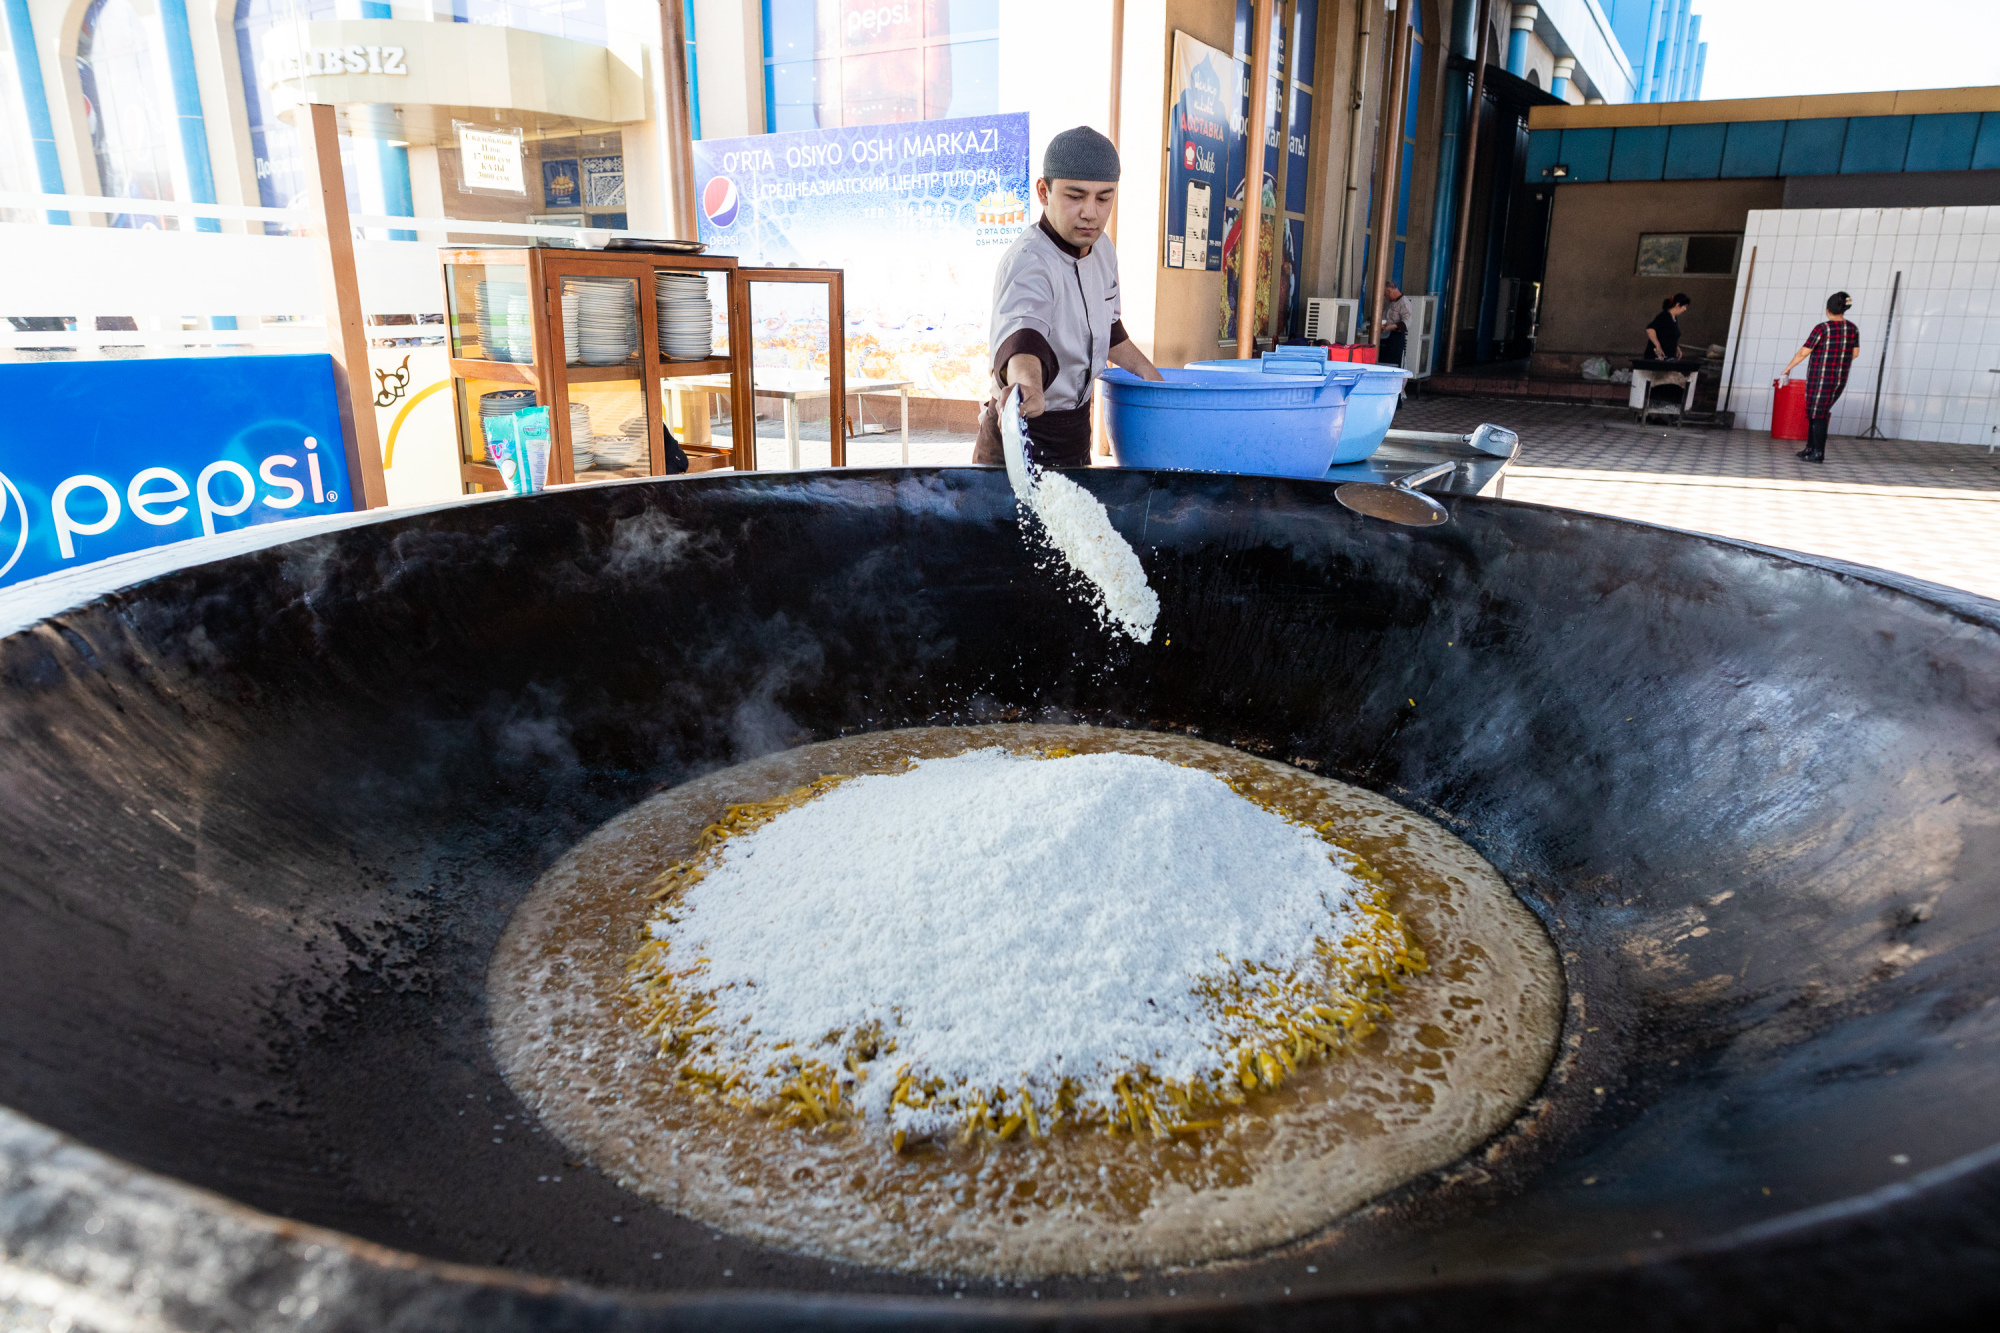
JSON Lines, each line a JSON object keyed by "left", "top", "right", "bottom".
{"left": 1099, "top": 367, "right": 1355, "bottom": 479}
{"left": 1183, "top": 352, "right": 1412, "bottom": 466}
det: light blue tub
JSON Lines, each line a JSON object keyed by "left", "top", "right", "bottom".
{"left": 1184, "top": 356, "right": 1413, "bottom": 466}
{"left": 1099, "top": 367, "right": 1356, "bottom": 479}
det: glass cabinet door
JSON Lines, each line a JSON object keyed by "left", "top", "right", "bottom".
{"left": 444, "top": 258, "right": 533, "bottom": 364}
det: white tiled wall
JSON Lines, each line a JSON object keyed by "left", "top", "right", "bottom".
{"left": 1718, "top": 207, "right": 2000, "bottom": 447}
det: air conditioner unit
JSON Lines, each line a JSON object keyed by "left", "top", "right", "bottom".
{"left": 1407, "top": 293, "right": 1438, "bottom": 380}
{"left": 1302, "top": 297, "right": 1359, "bottom": 345}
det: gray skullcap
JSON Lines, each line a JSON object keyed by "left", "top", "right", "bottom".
{"left": 1042, "top": 126, "right": 1121, "bottom": 183}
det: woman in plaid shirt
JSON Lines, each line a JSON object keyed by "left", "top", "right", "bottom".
{"left": 1780, "top": 292, "right": 1860, "bottom": 464}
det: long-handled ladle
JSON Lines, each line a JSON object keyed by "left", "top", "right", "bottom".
{"left": 1334, "top": 461, "right": 1458, "bottom": 526}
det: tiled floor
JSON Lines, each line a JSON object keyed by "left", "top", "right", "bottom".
{"left": 1400, "top": 394, "right": 2000, "bottom": 601}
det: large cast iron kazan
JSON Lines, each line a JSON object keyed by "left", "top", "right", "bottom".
{"left": 1, "top": 469, "right": 1997, "bottom": 1331}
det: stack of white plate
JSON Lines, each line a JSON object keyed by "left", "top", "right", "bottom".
{"left": 591, "top": 433, "right": 645, "bottom": 469}
{"left": 568, "top": 402, "right": 594, "bottom": 471}
{"left": 590, "top": 418, "right": 649, "bottom": 468}
{"left": 478, "top": 388, "right": 536, "bottom": 428}
{"left": 474, "top": 280, "right": 533, "bottom": 363}
{"left": 655, "top": 271, "right": 713, "bottom": 360}
{"left": 561, "top": 290, "right": 581, "bottom": 365}
{"left": 567, "top": 276, "right": 637, "bottom": 366}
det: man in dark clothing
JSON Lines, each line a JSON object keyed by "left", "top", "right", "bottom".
{"left": 1378, "top": 282, "right": 1411, "bottom": 368}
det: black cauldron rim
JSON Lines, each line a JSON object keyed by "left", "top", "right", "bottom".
{"left": 3, "top": 465, "right": 1999, "bottom": 1331}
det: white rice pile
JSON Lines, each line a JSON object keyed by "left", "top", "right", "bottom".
{"left": 644, "top": 748, "right": 1374, "bottom": 1140}
{"left": 1002, "top": 394, "right": 1159, "bottom": 644}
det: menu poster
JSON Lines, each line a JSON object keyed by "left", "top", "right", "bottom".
{"left": 542, "top": 158, "right": 581, "bottom": 208}
{"left": 1166, "top": 31, "right": 1229, "bottom": 271}
{"left": 458, "top": 123, "right": 526, "bottom": 195}
{"left": 583, "top": 156, "right": 626, "bottom": 208}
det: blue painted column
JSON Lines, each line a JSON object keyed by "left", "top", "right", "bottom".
{"left": 1649, "top": 1, "right": 1680, "bottom": 100}
{"left": 1662, "top": 0, "right": 1692, "bottom": 103}
{"left": 157, "top": 0, "right": 220, "bottom": 232}
{"left": 1675, "top": 16, "right": 1701, "bottom": 101}
{"left": 1691, "top": 41, "right": 1707, "bottom": 100}
{"left": 1637, "top": 0, "right": 1665, "bottom": 100}
{"left": 1550, "top": 57, "right": 1574, "bottom": 100}
{"left": 1426, "top": 0, "right": 1477, "bottom": 303}
{"left": 4, "top": 0, "right": 68, "bottom": 221}
{"left": 1505, "top": 4, "right": 1537, "bottom": 77}
{"left": 684, "top": 0, "right": 701, "bottom": 139}
{"left": 360, "top": 1, "right": 416, "bottom": 239}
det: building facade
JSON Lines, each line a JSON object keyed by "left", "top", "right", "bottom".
{"left": 1527, "top": 86, "right": 2000, "bottom": 378}
{"left": 3, "top": 1, "right": 1714, "bottom": 377}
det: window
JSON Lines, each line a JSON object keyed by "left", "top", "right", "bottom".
{"left": 77, "top": 0, "right": 185, "bottom": 222}
{"left": 762, "top": 0, "right": 999, "bottom": 132}
{"left": 1636, "top": 233, "right": 1741, "bottom": 277}
{"left": 2, "top": 7, "right": 45, "bottom": 221}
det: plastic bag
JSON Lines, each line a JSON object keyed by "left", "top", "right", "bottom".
{"left": 1581, "top": 356, "right": 1612, "bottom": 381}
{"left": 515, "top": 407, "right": 551, "bottom": 492}
{"left": 482, "top": 414, "right": 525, "bottom": 493}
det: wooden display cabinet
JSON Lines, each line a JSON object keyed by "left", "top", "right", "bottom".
{"left": 441, "top": 246, "right": 756, "bottom": 492}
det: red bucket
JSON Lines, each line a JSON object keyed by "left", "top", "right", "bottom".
{"left": 1771, "top": 378, "right": 1809, "bottom": 441}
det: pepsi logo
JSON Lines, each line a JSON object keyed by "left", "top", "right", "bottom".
{"left": 0, "top": 469, "right": 26, "bottom": 581}
{"left": 702, "top": 176, "right": 740, "bottom": 228}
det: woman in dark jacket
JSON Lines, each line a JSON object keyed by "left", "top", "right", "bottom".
{"left": 1643, "top": 293, "right": 1690, "bottom": 361}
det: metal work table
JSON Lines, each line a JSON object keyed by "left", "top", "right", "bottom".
{"left": 1325, "top": 427, "right": 1520, "bottom": 498}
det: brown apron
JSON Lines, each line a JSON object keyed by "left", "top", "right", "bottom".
{"left": 972, "top": 401, "right": 1093, "bottom": 469}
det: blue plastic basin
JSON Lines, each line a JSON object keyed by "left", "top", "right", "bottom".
{"left": 1099, "top": 367, "right": 1355, "bottom": 478}
{"left": 1184, "top": 356, "right": 1413, "bottom": 466}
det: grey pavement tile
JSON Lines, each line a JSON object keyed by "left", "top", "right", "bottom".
{"left": 1397, "top": 394, "right": 2000, "bottom": 491}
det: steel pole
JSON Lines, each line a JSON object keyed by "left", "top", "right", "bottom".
{"left": 1235, "top": 0, "right": 1277, "bottom": 358}
{"left": 1367, "top": 2, "right": 1414, "bottom": 356}
{"left": 1442, "top": 0, "right": 1492, "bottom": 374}
{"left": 658, "top": 0, "right": 699, "bottom": 238}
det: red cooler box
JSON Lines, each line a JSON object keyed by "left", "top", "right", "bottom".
{"left": 1771, "top": 378, "right": 1809, "bottom": 440}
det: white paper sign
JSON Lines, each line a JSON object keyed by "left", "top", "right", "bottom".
{"left": 1184, "top": 181, "right": 1211, "bottom": 266}
{"left": 459, "top": 125, "right": 526, "bottom": 195}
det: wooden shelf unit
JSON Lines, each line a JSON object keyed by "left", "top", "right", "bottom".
{"left": 442, "top": 246, "right": 757, "bottom": 491}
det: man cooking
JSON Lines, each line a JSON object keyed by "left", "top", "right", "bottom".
{"left": 974, "top": 126, "right": 1164, "bottom": 468}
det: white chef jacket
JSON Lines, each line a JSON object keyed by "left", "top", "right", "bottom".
{"left": 988, "top": 218, "right": 1127, "bottom": 413}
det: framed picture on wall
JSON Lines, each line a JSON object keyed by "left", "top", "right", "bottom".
{"left": 584, "top": 156, "right": 626, "bottom": 209}
{"left": 542, "top": 160, "right": 581, "bottom": 208}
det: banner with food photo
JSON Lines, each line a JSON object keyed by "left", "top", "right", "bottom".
{"left": 691, "top": 113, "right": 1030, "bottom": 401}
{"left": 1166, "top": 31, "right": 1231, "bottom": 272}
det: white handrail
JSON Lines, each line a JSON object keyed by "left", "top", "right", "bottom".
{"left": 0, "top": 191, "right": 306, "bottom": 224}
{"left": 349, "top": 212, "right": 689, "bottom": 243}
{"left": 0, "top": 192, "right": 695, "bottom": 245}
{"left": 0, "top": 328, "right": 328, "bottom": 349}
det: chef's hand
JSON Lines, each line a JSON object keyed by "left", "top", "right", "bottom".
{"left": 1106, "top": 338, "right": 1165, "bottom": 382}
{"left": 1005, "top": 353, "right": 1047, "bottom": 417}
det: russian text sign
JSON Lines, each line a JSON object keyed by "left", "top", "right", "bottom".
{"left": 692, "top": 113, "right": 1030, "bottom": 400}
{"left": 0, "top": 355, "right": 355, "bottom": 589}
